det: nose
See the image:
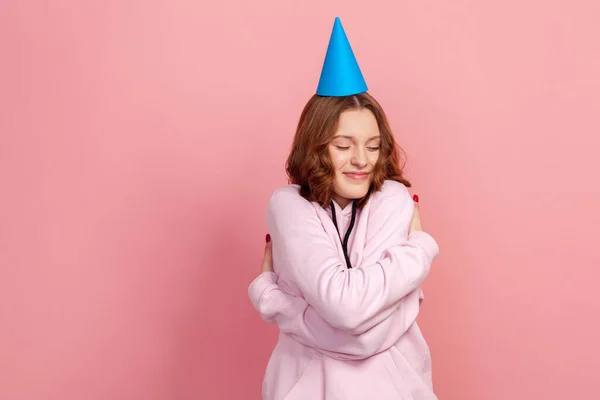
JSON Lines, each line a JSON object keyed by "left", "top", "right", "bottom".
{"left": 351, "top": 147, "right": 368, "bottom": 168}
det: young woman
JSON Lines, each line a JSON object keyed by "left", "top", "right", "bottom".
{"left": 248, "top": 92, "right": 440, "bottom": 400}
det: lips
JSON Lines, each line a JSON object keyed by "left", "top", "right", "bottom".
{"left": 344, "top": 172, "right": 370, "bottom": 180}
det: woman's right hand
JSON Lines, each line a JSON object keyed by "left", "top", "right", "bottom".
{"left": 409, "top": 194, "right": 422, "bottom": 234}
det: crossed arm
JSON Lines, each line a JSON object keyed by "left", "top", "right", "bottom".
{"left": 248, "top": 183, "right": 439, "bottom": 359}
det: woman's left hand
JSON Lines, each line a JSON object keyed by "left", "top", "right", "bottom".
{"left": 262, "top": 234, "right": 274, "bottom": 273}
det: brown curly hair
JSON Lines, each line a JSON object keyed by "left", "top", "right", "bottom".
{"left": 286, "top": 92, "right": 411, "bottom": 208}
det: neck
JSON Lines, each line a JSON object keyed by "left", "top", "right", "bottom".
{"left": 332, "top": 194, "right": 351, "bottom": 209}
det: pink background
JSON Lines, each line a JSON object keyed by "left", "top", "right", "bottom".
{"left": 1, "top": 0, "right": 599, "bottom": 399}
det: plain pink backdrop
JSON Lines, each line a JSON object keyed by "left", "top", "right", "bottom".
{"left": 1, "top": 0, "right": 599, "bottom": 399}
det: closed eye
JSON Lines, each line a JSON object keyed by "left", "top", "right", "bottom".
{"left": 335, "top": 146, "right": 351, "bottom": 150}
{"left": 367, "top": 146, "right": 380, "bottom": 151}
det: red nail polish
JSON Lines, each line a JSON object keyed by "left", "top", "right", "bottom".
{"left": 413, "top": 194, "right": 419, "bottom": 203}
{"left": 266, "top": 234, "right": 271, "bottom": 243}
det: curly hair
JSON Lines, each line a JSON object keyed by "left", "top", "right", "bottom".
{"left": 286, "top": 92, "right": 411, "bottom": 208}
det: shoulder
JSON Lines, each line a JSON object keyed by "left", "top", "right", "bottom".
{"left": 365, "top": 180, "right": 415, "bottom": 227}
{"left": 369, "top": 180, "right": 412, "bottom": 206}
{"left": 266, "top": 184, "right": 325, "bottom": 237}
{"left": 267, "top": 184, "right": 317, "bottom": 216}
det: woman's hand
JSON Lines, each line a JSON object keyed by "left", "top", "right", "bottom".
{"left": 409, "top": 194, "right": 422, "bottom": 234}
{"left": 262, "top": 234, "right": 274, "bottom": 273}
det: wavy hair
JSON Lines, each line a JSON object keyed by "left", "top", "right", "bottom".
{"left": 286, "top": 92, "right": 411, "bottom": 208}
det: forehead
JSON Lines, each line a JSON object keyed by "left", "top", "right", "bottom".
{"left": 334, "top": 108, "right": 380, "bottom": 139}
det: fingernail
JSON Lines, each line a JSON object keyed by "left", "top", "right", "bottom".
{"left": 413, "top": 194, "right": 419, "bottom": 203}
{"left": 266, "top": 234, "right": 271, "bottom": 243}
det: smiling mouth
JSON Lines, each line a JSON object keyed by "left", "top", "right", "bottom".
{"left": 344, "top": 172, "right": 370, "bottom": 180}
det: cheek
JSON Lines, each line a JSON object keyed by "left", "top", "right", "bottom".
{"left": 368, "top": 152, "right": 380, "bottom": 165}
{"left": 330, "top": 151, "right": 349, "bottom": 171}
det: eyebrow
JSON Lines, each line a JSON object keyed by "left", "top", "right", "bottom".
{"left": 333, "top": 135, "right": 381, "bottom": 141}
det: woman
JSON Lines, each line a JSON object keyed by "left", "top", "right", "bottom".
{"left": 248, "top": 92, "right": 440, "bottom": 399}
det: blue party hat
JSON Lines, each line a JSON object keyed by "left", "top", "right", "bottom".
{"left": 316, "top": 17, "right": 368, "bottom": 97}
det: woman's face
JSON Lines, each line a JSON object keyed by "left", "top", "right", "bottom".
{"left": 328, "top": 108, "right": 381, "bottom": 209}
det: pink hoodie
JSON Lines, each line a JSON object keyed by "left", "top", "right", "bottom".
{"left": 248, "top": 180, "right": 440, "bottom": 399}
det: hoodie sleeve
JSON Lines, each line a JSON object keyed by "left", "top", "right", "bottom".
{"left": 247, "top": 271, "right": 307, "bottom": 325}
{"left": 248, "top": 271, "right": 387, "bottom": 360}
{"left": 266, "top": 186, "right": 439, "bottom": 332}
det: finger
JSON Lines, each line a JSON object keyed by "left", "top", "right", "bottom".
{"left": 263, "top": 242, "right": 273, "bottom": 261}
{"left": 263, "top": 233, "right": 272, "bottom": 258}
{"left": 414, "top": 202, "right": 420, "bottom": 212}
{"left": 412, "top": 194, "right": 420, "bottom": 212}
